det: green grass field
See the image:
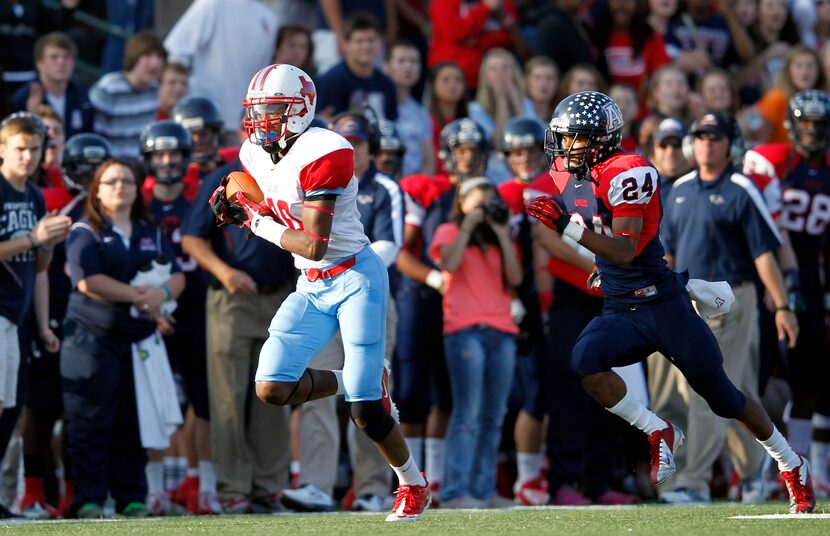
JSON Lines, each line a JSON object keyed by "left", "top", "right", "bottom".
{"left": 3, "top": 502, "right": 830, "bottom": 535}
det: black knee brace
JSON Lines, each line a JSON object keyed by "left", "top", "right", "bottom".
{"left": 348, "top": 400, "right": 395, "bottom": 442}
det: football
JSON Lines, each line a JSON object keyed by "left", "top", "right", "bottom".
{"left": 225, "top": 171, "right": 264, "bottom": 204}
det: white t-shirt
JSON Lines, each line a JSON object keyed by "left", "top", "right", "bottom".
{"left": 164, "top": 0, "right": 278, "bottom": 129}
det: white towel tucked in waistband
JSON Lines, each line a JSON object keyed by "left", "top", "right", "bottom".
{"left": 132, "top": 331, "right": 183, "bottom": 449}
{"left": 685, "top": 279, "right": 735, "bottom": 320}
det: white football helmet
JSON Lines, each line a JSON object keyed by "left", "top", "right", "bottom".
{"left": 243, "top": 64, "right": 317, "bottom": 150}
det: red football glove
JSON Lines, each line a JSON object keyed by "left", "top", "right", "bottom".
{"left": 230, "top": 191, "right": 274, "bottom": 233}
{"left": 527, "top": 196, "right": 571, "bottom": 234}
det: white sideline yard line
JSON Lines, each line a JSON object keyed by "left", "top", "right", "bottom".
{"left": 730, "top": 514, "right": 830, "bottom": 520}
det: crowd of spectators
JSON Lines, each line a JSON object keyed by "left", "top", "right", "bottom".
{"left": 1, "top": 0, "right": 829, "bottom": 519}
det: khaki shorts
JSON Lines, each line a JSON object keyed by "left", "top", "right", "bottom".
{"left": 0, "top": 315, "right": 19, "bottom": 409}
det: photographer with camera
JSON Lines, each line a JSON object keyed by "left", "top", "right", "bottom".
{"left": 427, "top": 177, "right": 521, "bottom": 508}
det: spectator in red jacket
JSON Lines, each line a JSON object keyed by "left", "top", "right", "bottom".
{"left": 428, "top": 0, "right": 527, "bottom": 91}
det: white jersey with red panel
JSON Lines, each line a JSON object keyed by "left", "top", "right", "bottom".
{"left": 239, "top": 126, "right": 370, "bottom": 270}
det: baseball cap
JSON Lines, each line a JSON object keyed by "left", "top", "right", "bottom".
{"left": 690, "top": 111, "right": 734, "bottom": 139}
{"left": 653, "top": 117, "right": 687, "bottom": 144}
{"left": 333, "top": 117, "right": 370, "bottom": 142}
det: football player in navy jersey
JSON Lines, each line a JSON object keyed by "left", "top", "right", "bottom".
{"left": 743, "top": 89, "right": 830, "bottom": 496}
{"left": 528, "top": 91, "right": 816, "bottom": 513}
{"left": 140, "top": 120, "right": 218, "bottom": 515}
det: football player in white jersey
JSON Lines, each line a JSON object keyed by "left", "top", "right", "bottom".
{"left": 208, "top": 64, "right": 430, "bottom": 522}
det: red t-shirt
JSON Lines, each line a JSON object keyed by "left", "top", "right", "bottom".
{"left": 430, "top": 222, "right": 519, "bottom": 336}
{"left": 604, "top": 32, "right": 671, "bottom": 95}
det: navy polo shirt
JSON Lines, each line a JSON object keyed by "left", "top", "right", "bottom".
{"left": 180, "top": 159, "right": 294, "bottom": 290}
{"left": 147, "top": 192, "right": 208, "bottom": 314}
{"left": 0, "top": 174, "right": 46, "bottom": 325}
{"left": 662, "top": 165, "right": 781, "bottom": 284}
{"left": 65, "top": 217, "right": 181, "bottom": 343}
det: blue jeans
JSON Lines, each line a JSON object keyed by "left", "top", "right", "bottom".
{"left": 442, "top": 326, "right": 516, "bottom": 501}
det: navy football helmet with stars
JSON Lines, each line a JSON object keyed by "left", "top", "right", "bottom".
{"left": 545, "top": 91, "right": 624, "bottom": 177}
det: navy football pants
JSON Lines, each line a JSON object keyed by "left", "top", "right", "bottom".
{"left": 572, "top": 290, "right": 746, "bottom": 420}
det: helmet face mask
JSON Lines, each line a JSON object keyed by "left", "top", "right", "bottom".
{"left": 501, "top": 117, "right": 547, "bottom": 181}
{"left": 149, "top": 149, "right": 187, "bottom": 185}
{"left": 506, "top": 146, "right": 547, "bottom": 181}
{"left": 140, "top": 120, "right": 192, "bottom": 185}
{"left": 172, "top": 96, "right": 224, "bottom": 163}
{"left": 243, "top": 64, "right": 317, "bottom": 153}
{"left": 545, "top": 91, "right": 624, "bottom": 178}
{"left": 62, "top": 133, "right": 112, "bottom": 193}
{"left": 190, "top": 127, "right": 221, "bottom": 164}
{"left": 787, "top": 90, "right": 830, "bottom": 156}
{"left": 793, "top": 119, "right": 828, "bottom": 154}
{"left": 439, "top": 118, "right": 490, "bottom": 180}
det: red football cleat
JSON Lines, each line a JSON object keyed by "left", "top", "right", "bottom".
{"left": 781, "top": 455, "right": 816, "bottom": 514}
{"left": 514, "top": 475, "right": 549, "bottom": 506}
{"left": 385, "top": 473, "right": 430, "bottom": 522}
{"left": 173, "top": 475, "right": 198, "bottom": 506}
{"left": 647, "top": 421, "right": 684, "bottom": 486}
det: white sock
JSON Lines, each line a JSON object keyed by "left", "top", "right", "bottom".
{"left": 405, "top": 437, "right": 424, "bottom": 467}
{"left": 332, "top": 370, "right": 345, "bottom": 396}
{"left": 759, "top": 426, "right": 801, "bottom": 472}
{"left": 392, "top": 454, "right": 426, "bottom": 487}
{"left": 186, "top": 467, "right": 199, "bottom": 478}
{"left": 146, "top": 461, "right": 165, "bottom": 495}
{"left": 787, "top": 418, "right": 813, "bottom": 456}
{"left": 516, "top": 452, "right": 543, "bottom": 483}
{"left": 198, "top": 461, "right": 217, "bottom": 494}
{"left": 606, "top": 389, "right": 667, "bottom": 434}
{"left": 290, "top": 460, "right": 301, "bottom": 475}
{"left": 425, "top": 437, "right": 446, "bottom": 486}
{"left": 810, "top": 440, "right": 830, "bottom": 486}
{"left": 162, "top": 456, "right": 177, "bottom": 491}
